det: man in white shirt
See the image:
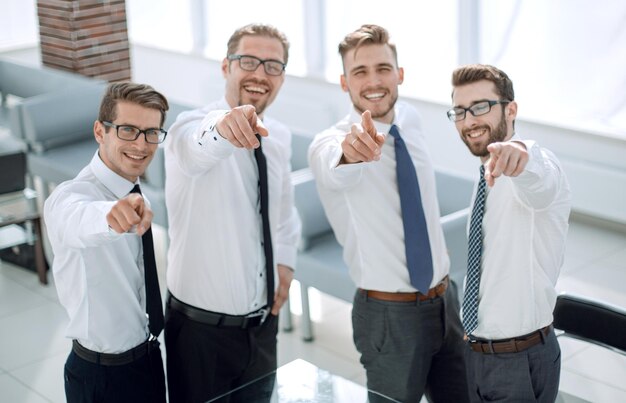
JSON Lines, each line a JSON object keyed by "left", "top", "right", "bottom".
{"left": 448, "top": 64, "right": 571, "bottom": 402}
{"left": 308, "top": 24, "right": 468, "bottom": 403}
{"left": 164, "top": 23, "right": 301, "bottom": 403}
{"left": 45, "top": 82, "right": 169, "bottom": 403}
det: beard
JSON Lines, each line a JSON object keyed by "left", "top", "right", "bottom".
{"left": 462, "top": 111, "right": 508, "bottom": 157}
{"left": 236, "top": 78, "right": 273, "bottom": 115}
{"left": 237, "top": 91, "right": 269, "bottom": 115}
{"left": 350, "top": 89, "right": 398, "bottom": 122}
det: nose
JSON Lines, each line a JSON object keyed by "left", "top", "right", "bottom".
{"left": 369, "top": 72, "right": 383, "bottom": 86}
{"left": 463, "top": 111, "right": 479, "bottom": 127}
{"left": 250, "top": 63, "right": 271, "bottom": 78}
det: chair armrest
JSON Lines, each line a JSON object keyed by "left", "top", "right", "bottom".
{"left": 292, "top": 168, "right": 332, "bottom": 250}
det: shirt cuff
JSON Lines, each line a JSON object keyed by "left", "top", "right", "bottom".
{"left": 196, "top": 110, "right": 236, "bottom": 155}
{"left": 515, "top": 139, "right": 543, "bottom": 178}
{"left": 276, "top": 242, "right": 298, "bottom": 271}
{"left": 330, "top": 147, "right": 365, "bottom": 182}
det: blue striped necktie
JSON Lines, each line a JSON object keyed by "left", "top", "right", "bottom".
{"left": 388, "top": 124, "right": 433, "bottom": 292}
{"left": 462, "top": 165, "right": 487, "bottom": 335}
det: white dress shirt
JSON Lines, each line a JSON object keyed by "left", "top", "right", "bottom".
{"left": 44, "top": 152, "right": 149, "bottom": 353}
{"left": 469, "top": 135, "right": 571, "bottom": 339}
{"left": 308, "top": 102, "right": 449, "bottom": 292}
{"left": 164, "top": 98, "right": 300, "bottom": 315}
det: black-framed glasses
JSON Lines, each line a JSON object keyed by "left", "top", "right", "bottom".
{"left": 447, "top": 100, "right": 510, "bottom": 122}
{"left": 101, "top": 121, "right": 167, "bottom": 144}
{"left": 227, "top": 54, "right": 286, "bottom": 76}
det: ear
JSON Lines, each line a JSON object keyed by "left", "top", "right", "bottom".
{"left": 397, "top": 67, "right": 404, "bottom": 85}
{"left": 93, "top": 120, "right": 105, "bottom": 145}
{"left": 340, "top": 74, "right": 348, "bottom": 92}
{"left": 221, "top": 58, "right": 229, "bottom": 78}
{"left": 507, "top": 101, "right": 518, "bottom": 120}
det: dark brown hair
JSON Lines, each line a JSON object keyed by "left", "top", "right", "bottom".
{"left": 451, "top": 64, "right": 515, "bottom": 101}
{"left": 98, "top": 82, "right": 169, "bottom": 127}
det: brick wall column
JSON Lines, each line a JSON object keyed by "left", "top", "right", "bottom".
{"left": 37, "top": 0, "right": 131, "bottom": 82}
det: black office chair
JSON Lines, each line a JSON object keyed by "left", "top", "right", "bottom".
{"left": 553, "top": 293, "right": 626, "bottom": 355}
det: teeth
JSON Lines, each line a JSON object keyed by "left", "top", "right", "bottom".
{"left": 245, "top": 86, "right": 268, "bottom": 94}
{"left": 364, "top": 92, "right": 384, "bottom": 100}
{"left": 467, "top": 129, "right": 486, "bottom": 139}
{"left": 126, "top": 154, "right": 145, "bottom": 160}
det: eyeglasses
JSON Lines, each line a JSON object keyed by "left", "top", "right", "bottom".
{"left": 101, "top": 121, "right": 167, "bottom": 144}
{"left": 227, "top": 54, "right": 286, "bottom": 76}
{"left": 447, "top": 100, "right": 510, "bottom": 122}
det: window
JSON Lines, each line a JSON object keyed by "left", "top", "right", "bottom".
{"left": 127, "top": 0, "right": 194, "bottom": 53}
{"left": 480, "top": 0, "right": 626, "bottom": 135}
{"left": 202, "top": 0, "right": 306, "bottom": 76}
{"left": 0, "top": 1, "right": 38, "bottom": 50}
{"left": 324, "top": 0, "right": 458, "bottom": 103}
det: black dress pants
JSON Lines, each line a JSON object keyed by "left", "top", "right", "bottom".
{"left": 165, "top": 304, "right": 279, "bottom": 403}
{"left": 64, "top": 342, "right": 166, "bottom": 403}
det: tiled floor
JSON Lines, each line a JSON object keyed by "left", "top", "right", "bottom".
{"left": 0, "top": 220, "right": 625, "bottom": 402}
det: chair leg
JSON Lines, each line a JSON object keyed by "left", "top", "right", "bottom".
{"left": 300, "top": 284, "right": 314, "bottom": 342}
{"left": 280, "top": 296, "right": 293, "bottom": 332}
{"left": 33, "top": 217, "right": 48, "bottom": 285}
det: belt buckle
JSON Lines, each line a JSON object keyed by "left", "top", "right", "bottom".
{"left": 242, "top": 307, "right": 269, "bottom": 328}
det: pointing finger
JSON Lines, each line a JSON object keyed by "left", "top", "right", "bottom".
{"left": 361, "top": 110, "right": 377, "bottom": 140}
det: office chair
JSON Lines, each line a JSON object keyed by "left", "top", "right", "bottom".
{"left": 553, "top": 293, "right": 626, "bottom": 355}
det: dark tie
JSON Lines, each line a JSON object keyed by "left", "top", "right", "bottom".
{"left": 130, "top": 184, "right": 164, "bottom": 338}
{"left": 462, "top": 165, "right": 487, "bottom": 335}
{"left": 253, "top": 136, "right": 275, "bottom": 309}
{"left": 388, "top": 125, "right": 433, "bottom": 292}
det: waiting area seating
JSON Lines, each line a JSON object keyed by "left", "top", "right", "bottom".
{"left": 0, "top": 57, "right": 191, "bottom": 230}
{"left": 554, "top": 293, "right": 626, "bottom": 355}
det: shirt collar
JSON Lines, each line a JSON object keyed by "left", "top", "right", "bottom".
{"left": 90, "top": 151, "right": 140, "bottom": 198}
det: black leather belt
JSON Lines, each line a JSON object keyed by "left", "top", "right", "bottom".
{"left": 468, "top": 325, "right": 553, "bottom": 354}
{"left": 72, "top": 339, "right": 157, "bottom": 366}
{"left": 167, "top": 292, "right": 269, "bottom": 329}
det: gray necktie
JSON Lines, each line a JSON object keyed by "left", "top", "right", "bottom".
{"left": 462, "top": 165, "right": 487, "bottom": 335}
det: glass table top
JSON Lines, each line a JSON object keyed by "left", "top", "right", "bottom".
{"left": 207, "top": 358, "right": 399, "bottom": 402}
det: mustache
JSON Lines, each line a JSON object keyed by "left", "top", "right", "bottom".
{"left": 242, "top": 78, "right": 271, "bottom": 87}
{"left": 462, "top": 125, "right": 490, "bottom": 136}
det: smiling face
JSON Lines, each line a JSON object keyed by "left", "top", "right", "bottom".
{"left": 222, "top": 35, "right": 286, "bottom": 116}
{"left": 340, "top": 44, "right": 404, "bottom": 124}
{"left": 94, "top": 101, "right": 161, "bottom": 182}
{"left": 452, "top": 80, "right": 517, "bottom": 160}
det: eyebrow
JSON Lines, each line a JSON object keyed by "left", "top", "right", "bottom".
{"left": 349, "top": 62, "right": 395, "bottom": 74}
{"left": 453, "top": 98, "right": 491, "bottom": 108}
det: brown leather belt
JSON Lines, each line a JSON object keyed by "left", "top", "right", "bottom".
{"left": 468, "top": 325, "right": 553, "bottom": 354}
{"left": 72, "top": 339, "right": 158, "bottom": 366}
{"left": 359, "top": 276, "right": 448, "bottom": 302}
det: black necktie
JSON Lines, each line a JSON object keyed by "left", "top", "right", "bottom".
{"left": 253, "top": 136, "right": 275, "bottom": 309}
{"left": 388, "top": 125, "right": 433, "bottom": 292}
{"left": 130, "top": 184, "right": 164, "bottom": 337}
